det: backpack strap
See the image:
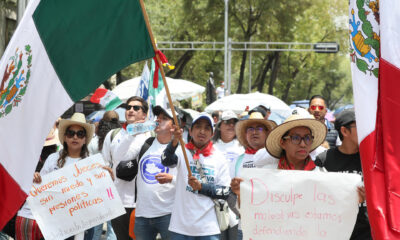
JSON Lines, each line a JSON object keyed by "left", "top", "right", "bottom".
{"left": 110, "top": 128, "right": 121, "bottom": 142}
{"left": 138, "top": 137, "right": 156, "bottom": 162}
{"left": 234, "top": 154, "right": 245, "bottom": 177}
{"left": 134, "top": 136, "right": 156, "bottom": 202}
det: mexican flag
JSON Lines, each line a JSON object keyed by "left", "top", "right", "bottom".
{"left": 0, "top": 0, "right": 154, "bottom": 229}
{"left": 90, "top": 88, "right": 123, "bottom": 111}
{"left": 350, "top": 0, "right": 400, "bottom": 238}
{"left": 148, "top": 59, "right": 167, "bottom": 119}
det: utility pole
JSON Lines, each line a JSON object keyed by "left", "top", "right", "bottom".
{"left": 224, "top": 0, "right": 229, "bottom": 94}
{"left": 17, "top": 0, "right": 29, "bottom": 23}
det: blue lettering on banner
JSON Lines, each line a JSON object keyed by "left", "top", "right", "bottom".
{"left": 140, "top": 155, "right": 169, "bottom": 184}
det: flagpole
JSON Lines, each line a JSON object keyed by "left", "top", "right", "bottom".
{"left": 139, "top": 0, "right": 192, "bottom": 177}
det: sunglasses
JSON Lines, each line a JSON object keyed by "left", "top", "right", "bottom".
{"left": 310, "top": 105, "right": 325, "bottom": 111}
{"left": 246, "top": 127, "right": 265, "bottom": 133}
{"left": 65, "top": 129, "right": 86, "bottom": 139}
{"left": 125, "top": 105, "right": 143, "bottom": 111}
{"left": 283, "top": 134, "right": 314, "bottom": 145}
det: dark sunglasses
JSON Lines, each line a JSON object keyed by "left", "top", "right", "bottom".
{"left": 125, "top": 105, "right": 143, "bottom": 111}
{"left": 310, "top": 105, "right": 325, "bottom": 111}
{"left": 65, "top": 129, "right": 86, "bottom": 139}
{"left": 283, "top": 134, "right": 314, "bottom": 145}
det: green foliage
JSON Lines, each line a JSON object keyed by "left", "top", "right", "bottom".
{"left": 117, "top": 0, "right": 353, "bottom": 108}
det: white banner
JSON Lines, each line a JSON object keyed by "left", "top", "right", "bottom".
{"left": 240, "top": 168, "right": 361, "bottom": 240}
{"left": 27, "top": 154, "right": 125, "bottom": 240}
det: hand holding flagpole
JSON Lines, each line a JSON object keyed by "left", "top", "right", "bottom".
{"left": 139, "top": 0, "right": 192, "bottom": 176}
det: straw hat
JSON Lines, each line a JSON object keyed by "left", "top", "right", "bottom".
{"left": 44, "top": 126, "right": 60, "bottom": 146}
{"left": 58, "top": 113, "right": 95, "bottom": 145}
{"left": 235, "top": 112, "right": 277, "bottom": 148}
{"left": 265, "top": 113, "right": 327, "bottom": 158}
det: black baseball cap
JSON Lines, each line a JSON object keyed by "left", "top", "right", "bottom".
{"left": 334, "top": 109, "right": 356, "bottom": 131}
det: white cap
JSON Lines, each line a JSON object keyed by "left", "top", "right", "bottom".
{"left": 221, "top": 110, "right": 238, "bottom": 121}
{"left": 192, "top": 112, "right": 213, "bottom": 130}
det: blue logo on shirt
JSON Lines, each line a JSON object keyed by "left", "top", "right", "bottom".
{"left": 225, "top": 152, "right": 239, "bottom": 163}
{"left": 140, "top": 155, "right": 169, "bottom": 184}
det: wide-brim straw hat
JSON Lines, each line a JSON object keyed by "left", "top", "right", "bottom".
{"left": 265, "top": 114, "right": 327, "bottom": 158}
{"left": 235, "top": 112, "right": 277, "bottom": 148}
{"left": 58, "top": 113, "right": 94, "bottom": 145}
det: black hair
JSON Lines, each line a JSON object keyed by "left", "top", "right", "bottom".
{"left": 97, "top": 118, "right": 121, "bottom": 151}
{"left": 36, "top": 145, "right": 58, "bottom": 172}
{"left": 126, "top": 96, "right": 149, "bottom": 114}
{"left": 212, "top": 111, "right": 220, "bottom": 119}
{"left": 337, "top": 121, "right": 355, "bottom": 141}
{"left": 309, "top": 95, "right": 326, "bottom": 106}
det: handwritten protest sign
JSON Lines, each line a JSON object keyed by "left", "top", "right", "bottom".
{"left": 240, "top": 168, "right": 361, "bottom": 240}
{"left": 27, "top": 154, "right": 125, "bottom": 240}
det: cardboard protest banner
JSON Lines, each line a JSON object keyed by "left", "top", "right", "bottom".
{"left": 27, "top": 154, "right": 125, "bottom": 240}
{"left": 240, "top": 168, "right": 361, "bottom": 240}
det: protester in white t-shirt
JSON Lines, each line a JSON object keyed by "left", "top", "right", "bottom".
{"left": 213, "top": 110, "right": 244, "bottom": 178}
{"left": 114, "top": 106, "right": 178, "bottom": 240}
{"left": 161, "top": 113, "right": 231, "bottom": 239}
{"left": 212, "top": 110, "right": 244, "bottom": 240}
{"left": 22, "top": 113, "right": 113, "bottom": 240}
{"left": 101, "top": 96, "right": 150, "bottom": 240}
{"left": 229, "top": 112, "right": 276, "bottom": 240}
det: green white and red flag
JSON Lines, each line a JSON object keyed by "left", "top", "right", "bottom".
{"left": 350, "top": 0, "right": 400, "bottom": 238}
{"left": 90, "top": 88, "right": 123, "bottom": 111}
{"left": 0, "top": 0, "right": 154, "bottom": 229}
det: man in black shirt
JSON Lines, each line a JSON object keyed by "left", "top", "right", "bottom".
{"left": 315, "top": 109, "right": 372, "bottom": 240}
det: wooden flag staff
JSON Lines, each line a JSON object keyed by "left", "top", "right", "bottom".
{"left": 139, "top": 0, "right": 192, "bottom": 176}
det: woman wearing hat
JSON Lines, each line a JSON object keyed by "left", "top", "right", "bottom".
{"left": 265, "top": 113, "right": 327, "bottom": 171}
{"left": 30, "top": 113, "right": 113, "bottom": 240}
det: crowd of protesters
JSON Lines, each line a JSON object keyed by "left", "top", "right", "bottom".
{"left": 0, "top": 94, "right": 371, "bottom": 240}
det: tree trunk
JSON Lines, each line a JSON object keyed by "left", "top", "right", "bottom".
{"left": 268, "top": 52, "right": 281, "bottom": 95}
{"left": 282, "top": 68, "right": 299, "bottom": 102}
{"left": 255, "top": 54, "right": 274, "bottom": 92}
{"left": 167, "top": 50, "right": 194, "bottom": 79}
{"left": 236, "top": 51, "right": 248, "bottom": 93}
{"left": 116, "top": 71, "right": 123, "bottom": 85}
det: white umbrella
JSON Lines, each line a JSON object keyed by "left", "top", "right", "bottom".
{"left": 205, "top": 92, "right": 291, "bottom": 122}
{"left": 112, "top": 76, "right": 205, "bottom": 102}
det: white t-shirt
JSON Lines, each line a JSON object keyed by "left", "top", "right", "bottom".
{"left": 88, "top": 135, "right": 100, "bottom": 155}
{"left": 310, "top": 145, "right": 328, "bottom": 160}
{"left": 18, "top": 152, "right": 81, "bottom": 219}
{"left": 253, "top": 148, "right": 279, "bottom": 169}
{"left": 213, "top": 139, "right": 244, "bottom": 178}
{"left": 102, "top": 128, "right": 150, "bottom": 208}
{"left": 168, "top": 146, "right": 231, "bottom": 236}
{"left": 216, "top": 86, "right": 225, "bottom": 99}
{"left": 135, "top": 138, "right": 177, "bottom": 218}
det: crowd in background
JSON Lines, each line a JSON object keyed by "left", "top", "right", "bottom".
{"left": 0, "top": 94, "right": 371, "bottom": 240}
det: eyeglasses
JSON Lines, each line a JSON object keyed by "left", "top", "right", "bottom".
{"left": 246, "top": 127, "right": 265, "bottom": 133}
{"left": 65, "top": 129, "right": 86, "bottom": 139}
{"left": 310, "top": 105, "right": 325, "bottom": 111}
{"left": 223, "top": 119, "right": 237, "bottom": 125}
{"left": 283, "top": 134, "right": 314, "bottom": 145}
{"left": 125, "top": 105, "right": 143, "bottom": 111}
